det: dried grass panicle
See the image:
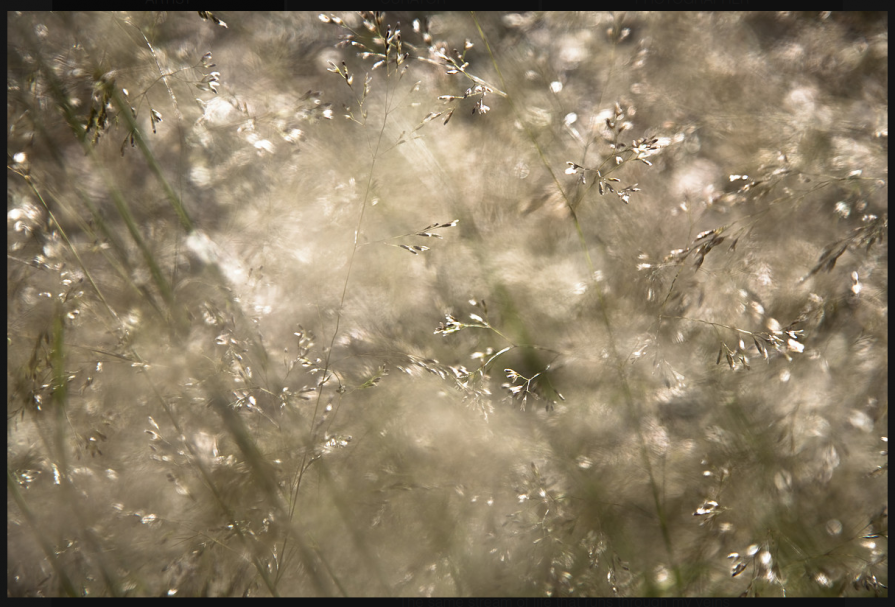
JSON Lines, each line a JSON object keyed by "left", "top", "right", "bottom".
{"left": 502, "top": 367, "right": 552, "bottom": 411}
{"left": 657, "top": 226, "right": 731, "bottom": 271}
{"left": 800, "top": 212, "right": 887, "bottom": 283}
{"left": 388, "top": 220, "right": 459, "bottom": 255}
{"left": 323, "top": 11, "right": 498, "bottom": 126}
{"left": 564, "top": 103, "right": 659, "bottom": 204}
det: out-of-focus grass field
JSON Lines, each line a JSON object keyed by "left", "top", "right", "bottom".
{"left": 8, "top": 11, "right": 887, "bottom": 596}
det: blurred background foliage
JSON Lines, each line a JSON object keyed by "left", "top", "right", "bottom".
{"left": 7, "top": 11, "right": 887, "bottom": 597}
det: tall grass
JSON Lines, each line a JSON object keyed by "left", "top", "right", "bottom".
{"left": 7, "top": 11, "right": 887, "bottom": 597}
